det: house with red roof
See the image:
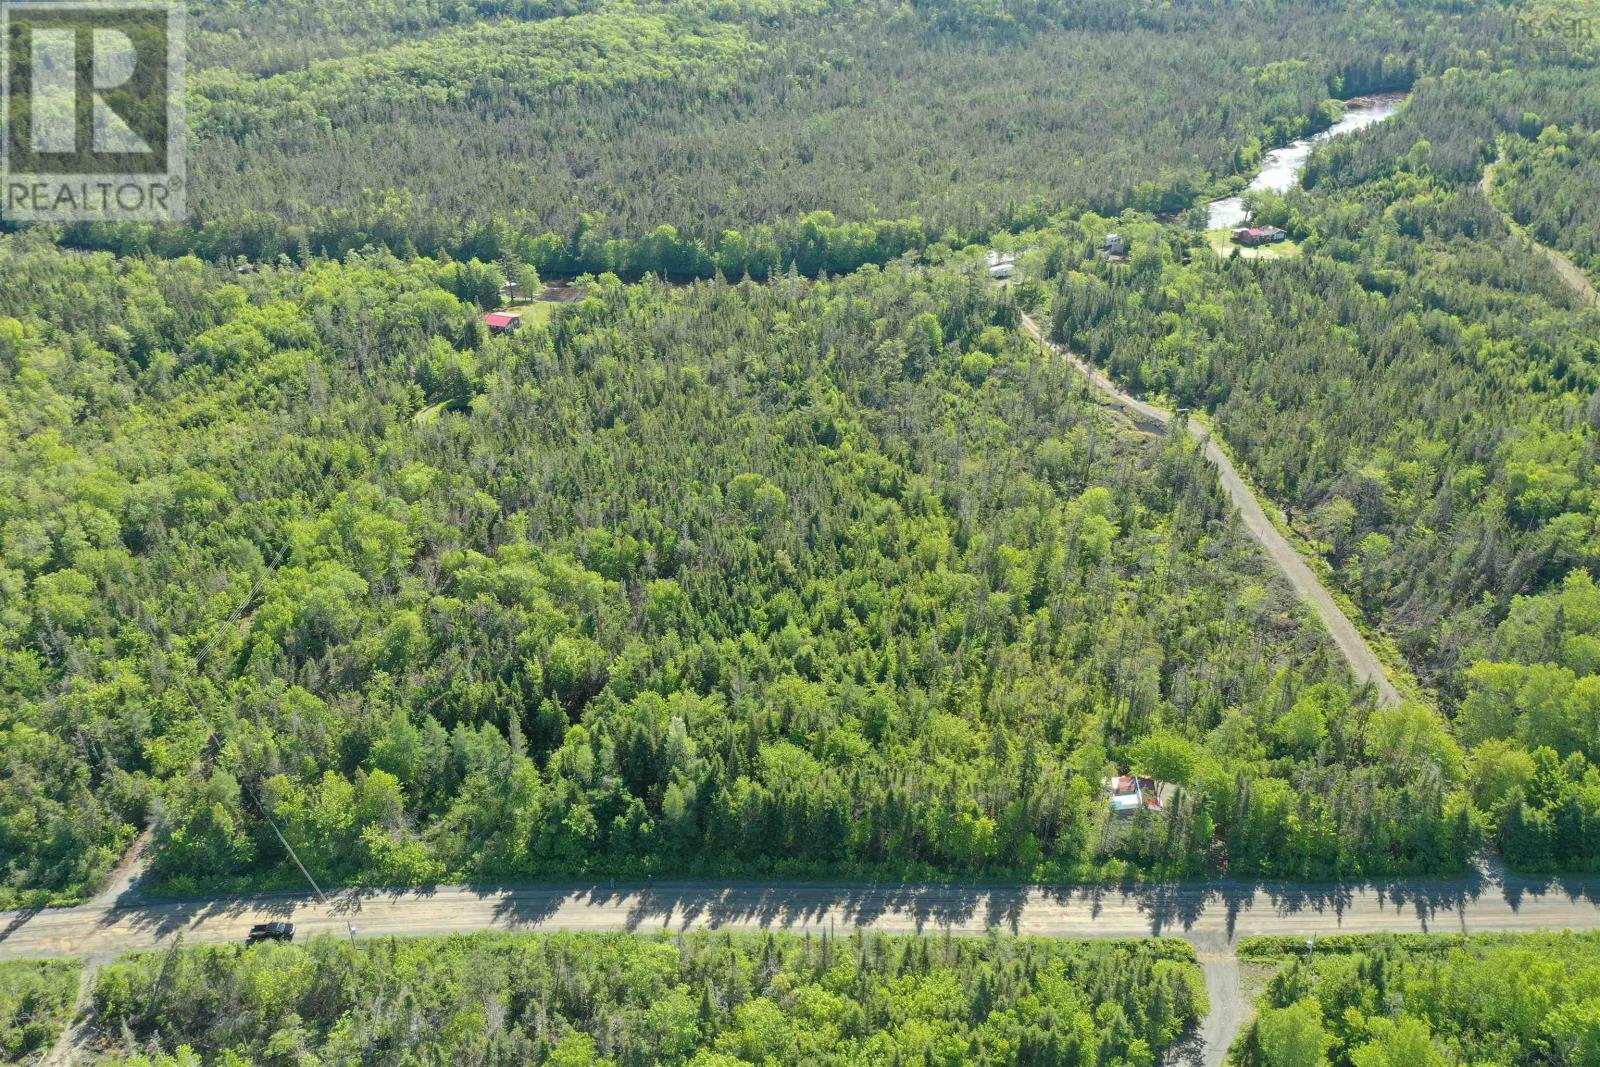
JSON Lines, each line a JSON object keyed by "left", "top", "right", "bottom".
{"left": 484, "top": 311, "right": 522, "bottom": 334}
{"left": 1233, "top": 226, "right": 1288, "bottom": 247}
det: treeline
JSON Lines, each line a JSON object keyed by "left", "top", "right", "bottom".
{"left": 92, "top": 932, "right": 1206, "bottom": 1066}
{"left": 187, "top": 0, "right": 834, "bottom": 74}
{"left": 1464, "top": 572, "right": 1600, "bottom": 872}
{"left": 67, "top": 209, "right": 949, "bottom": 289}
{"left": 35, "top": 0, "right": 1478, "bottom": 272}
{"left": 1234, "top": 931, "right": 1600, "bottom": 1066}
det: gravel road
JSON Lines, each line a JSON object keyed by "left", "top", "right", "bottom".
{"left": 1020, "top": 312, "right": 1403, "bottom": 708}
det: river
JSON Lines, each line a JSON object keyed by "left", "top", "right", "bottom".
{"left": 1206, "top": 92, "right": 1408, "bottom": 231}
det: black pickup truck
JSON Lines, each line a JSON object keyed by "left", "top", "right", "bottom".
{"left": 245, "top": 922, "right": 295, "bottom": 945}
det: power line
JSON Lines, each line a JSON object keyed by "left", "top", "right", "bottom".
{"left": 182, "top": 506, "right": 358, "bottom": 942}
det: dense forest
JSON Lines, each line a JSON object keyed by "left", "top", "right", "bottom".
{"left": 1045, "top": 172, "right": 1600, "bottom": 700}
{"left": 1493, "top": 124, "right": 1600, "bottom": 283}
{"left": 1037, "top": 54, "right": 1600, "bottom": 870}
{"left": 42, "top": 0, "right": 1476, "bottom": 270}
{"left": 86, "top": 931, "right": 1205, "bottom": 1066}
{"left": 7, "top": 2, "right": 1600, "bottom": 1063}
{"left": 3, "top": 0, "right": 1600, "bottom": 905}
{"left": 10, "top": 228, "right": 1491, "bottom": 907}
{"left": 1233, "top": 932, "right": 1600, "bottom": 1066}
{"left": 0, "top": 960, "right": 77, "bottom": 1066}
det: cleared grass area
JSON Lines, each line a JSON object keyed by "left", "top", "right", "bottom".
{"left": 501, "top": 300, "right": 560, "bottom": 326}
{"left": 416, "top": 302, "right": 562, "bottom": 424}
{"left": 412, "top": 399, "right": 456, "bottom": 424}
{"left": 1204, "top": 229, "right": 1303, "bottom": 259}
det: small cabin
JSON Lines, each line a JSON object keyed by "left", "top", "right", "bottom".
{"left": 986, "top": 250, "right": 1018, "bottom": 280}
{"left": 1105, "top": 775, "right": 1166, "bottom": 816}
{"left": 484, "top": 311, "right": 522, "bottom": 334}
{"left": 1099, "top": 233, "right": 1131, "bottom": 263}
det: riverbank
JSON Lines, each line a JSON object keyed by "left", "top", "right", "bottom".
{"left": 1207, "top": 92, "right": 1410, "bottom": 231}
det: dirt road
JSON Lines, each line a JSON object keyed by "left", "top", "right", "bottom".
{"left": 1020, "top": 313, "right": 1404, "bottom": 708}
{"left": 1192, "top": 945, "right": 1247, "bottom": 1067}
{"left": 1480, "top": 152, "right": 1598, "bottom": 308}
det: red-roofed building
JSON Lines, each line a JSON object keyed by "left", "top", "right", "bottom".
{"left": 1233, "top": 226, "right": 1288, "bottom": 247}
{"left": 484, "top": 311, "right": 522, "bottom": 334}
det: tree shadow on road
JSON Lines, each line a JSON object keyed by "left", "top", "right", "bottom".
{"left": 62, "top": 862, "right": 1600, "bottom": 959}
{"left": 0, "top": 907, "right": 40, "bottom": 945}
